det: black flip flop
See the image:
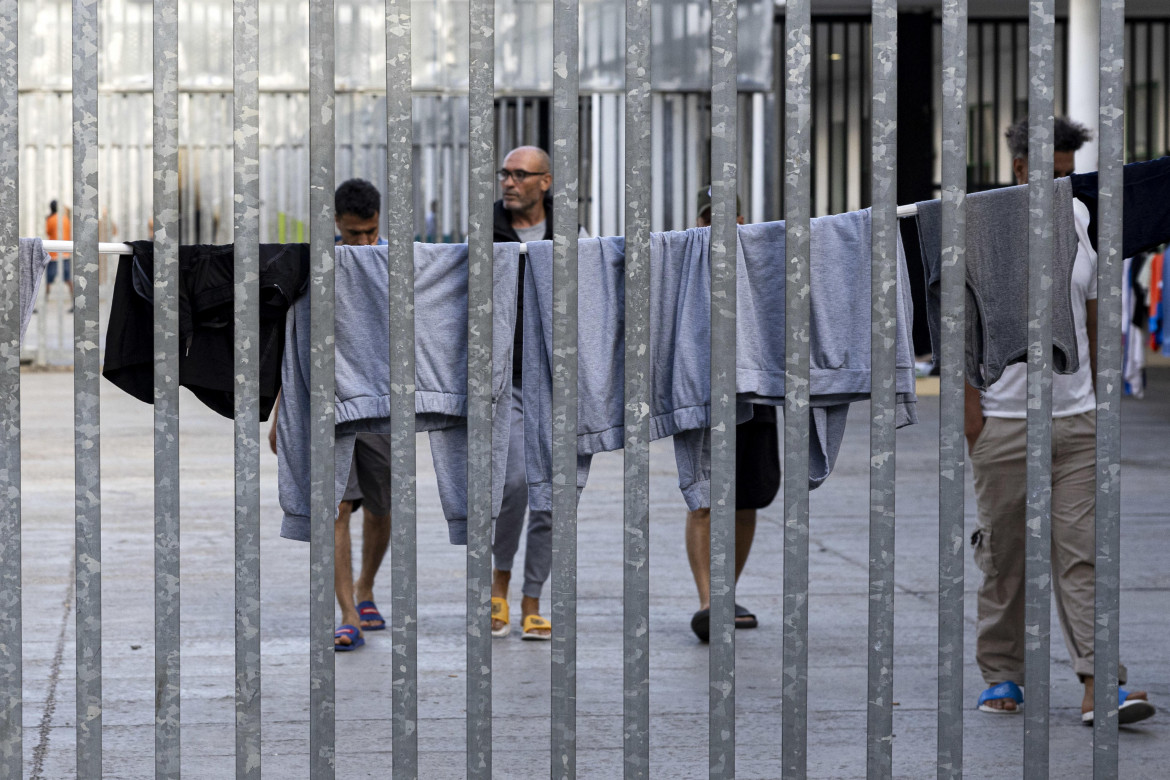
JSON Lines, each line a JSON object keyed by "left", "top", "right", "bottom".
{"left": 735, "top": 603, "right": 758, "bottom": 630}
{"left": 691, "top": 609, "right": 710, "bottom": 642}
{"left": 691, "top": 605, "right": 759, "bottom": 642}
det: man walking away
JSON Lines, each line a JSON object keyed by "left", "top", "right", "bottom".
{"left": 967, "top": 117, "right": 1154, "bottom": 725}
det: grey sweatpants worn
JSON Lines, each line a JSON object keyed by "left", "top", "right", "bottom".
{"left": 493, "top": 382, "right": 552, "bottom": 600}
{"left": 970, "top": 411, "right": 1126, "bottom": 685}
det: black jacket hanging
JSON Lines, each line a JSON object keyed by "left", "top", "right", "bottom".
{"left": 103, "top": 241, "right": 310, "bottom": 420}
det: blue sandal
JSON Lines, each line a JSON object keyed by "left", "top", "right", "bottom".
{"left": 978, "top": 681, "right": 1023, "bottom": 713}
{"left": 356, "top": 600, "right": 386, "bottom": 631}
{"left": 1082, "top": 687, "right": 1156, "bottom": 726}
{"left": 334, "top": 624, "right": 365, "bottom": 651}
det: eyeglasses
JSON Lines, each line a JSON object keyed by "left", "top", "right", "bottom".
{"left": 496, "top": 168, "right": 548, "bottom": 183}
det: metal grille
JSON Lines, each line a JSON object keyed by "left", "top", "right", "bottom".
{"left": 0, "top": 1, "right": 1140, "bottom": 778}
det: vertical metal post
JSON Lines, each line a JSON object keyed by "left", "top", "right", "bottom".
{"left": 867, "top": 2, "right": 897, "bottom": 777}
{"left": 232, "top": 0, "right": 262, "bottom": 776}
{"left": 782, "top": 1, "right": 813, "bottom": 778}
{"left": 386, "top": 0, "right": 418, "bottom": 775}
{"left": 308, "top": 0, "right": 338, "bottom": 776}
{"left": 937, "top": 3, "right": 968, "bottom": 779}
{"left": 622, "top": 0, "right": 652, "bottom": 773}
{"left": 0, "top": 1, "right": 20, "bottom": 774}
{"left": 1024, "top": 0, "right": 1056, "bottom": 774}
{"left": 465, "top": 0, "right": 494, "bottom": 775}
{"left": 153, "top": 0, "right": 183, "bottom": 775}
{"left": 708, "top": 0, "right": 738, "bottom": 774}
{"left": 551, "top": 0, "right": 580, "bottom": 772}
{"left": 73, "top": 0, "right": 103, "bottom": 775}
{"left": 1093, "top": 1, "right": 1125, "bottom": 776}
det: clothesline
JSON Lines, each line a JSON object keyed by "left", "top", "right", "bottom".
{"left": 40, "top": 204, "right": 923, "bottom": 257}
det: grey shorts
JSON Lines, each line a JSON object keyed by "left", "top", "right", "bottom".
{"left": 341, "top": 433, "right": 393, "bottom": 517}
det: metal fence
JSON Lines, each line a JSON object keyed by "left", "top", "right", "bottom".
{"left": 0, "top": 0, "right": 1132, "bottom": 779}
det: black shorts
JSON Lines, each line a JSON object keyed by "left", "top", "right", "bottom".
{"left": 341, "top": 433, "right": 393, "bottom": 517}
{"left": 735, "top": 405, "right": 780, "bottom": 511}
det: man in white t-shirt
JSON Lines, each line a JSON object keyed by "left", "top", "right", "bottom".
{"left": 965, "top": 117, "right": 1153, "bottom": 725}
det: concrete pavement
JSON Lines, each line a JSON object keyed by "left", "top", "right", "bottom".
{"left": 14, "top": 366, "right": 1170, "bottom": 778}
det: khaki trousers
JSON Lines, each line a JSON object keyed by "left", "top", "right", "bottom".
{"left": 969, "top": 411, "right": 1126, "bottom": 685}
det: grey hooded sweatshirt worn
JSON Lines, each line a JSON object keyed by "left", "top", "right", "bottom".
{"left": 914, "top": 177, "right": 1080, "bottom": 389}
{"left": 278, "top": 241, "right": 521, "bottom": 544}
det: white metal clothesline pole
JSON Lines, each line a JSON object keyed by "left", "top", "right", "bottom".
{"left": 39, "top": 205, "right": 924, "bottom": 256}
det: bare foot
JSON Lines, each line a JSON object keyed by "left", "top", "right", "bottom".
{"left": 983, "top": 697, "right": 1019, "bottom": 713}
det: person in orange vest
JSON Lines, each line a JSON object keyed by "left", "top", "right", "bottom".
{"left": 44, "top": 200, "right": 73, "bottom": 307}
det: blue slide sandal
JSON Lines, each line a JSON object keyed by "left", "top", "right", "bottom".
{"left": 977, "top": 681, "right": 1023, "bottom": 713}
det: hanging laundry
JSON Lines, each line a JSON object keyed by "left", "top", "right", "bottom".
{"left": 1149, "top": 252, "right": 1164, "bottom": 352}
{"left": 277, "top": 242, "right": 522, "bottom": 546}
{"left": 16, "top": 238, "right": 51, "bottom": 341}
{"left": 977, "top": 198, "right": 1099, "bottom": 421}
{"left": 1131, "top": 252, "right": 1150, "bottom": 331}
{"left": 520, "top": 234, "right": 757, "bottom": 514}
{"left": 1121, "top": 256, "right": 1146, "bottom": 398}
{"left": 102, "top": 241, "right": 309, "bottom": 420}
{"left": 914, "top": 177, "right": 1081, "bottom": 390}
{"left": 521, "top": 210, "right": 919, "bottom": 514}
{"left": 1071, "top": 155, "right": 1170, "bottom": 259}
{"left": 678, "top": 209, "right": 919, "bottom": 508}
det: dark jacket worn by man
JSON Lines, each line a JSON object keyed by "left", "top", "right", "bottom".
{"left": 494, "top": 192, "right": 554, "bottom": 385}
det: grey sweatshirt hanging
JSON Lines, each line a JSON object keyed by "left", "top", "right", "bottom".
{"left": 521, "top": 214, "right": 918, "bottom": 513}
{"left": 676, "top": 209, "right": 919, "bottom": 509}
{"left": 521, "top": 234, "right": 759, "bottom": 512}
{"left": 914, "top": 177, "right": 1080, "bottom": 389}
{"left": 278, "top": 241, "right": 521, "bottom": 544}
{"left": 18, "top": 238, "right": 50, "bottom": 342}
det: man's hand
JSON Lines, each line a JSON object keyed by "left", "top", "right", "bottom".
{"left": 268, "top": 393, "right": 280, "bottom": 455}
{"left": 964, "top": 381, "right": 984, "bottom": 453}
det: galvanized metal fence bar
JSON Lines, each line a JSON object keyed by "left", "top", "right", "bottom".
{"left": 0, "top": 4, "right": 1145, "bottom": 776}
{"left": 551, "top": 0, "right": 581, "bottom": 774}
{"left": 622, "top": 0, "right": 653, "bottom": 773}
{"left": 308, "top": 0, "right": 338, "bottom": 775}
{"left": 867, "top": 2, "right": 898, "bottom": 776}
{"left": 0, "top": 1, "right": 20, "bottom": 774}
{"left": 465, "top": 0, "right": 495, "bottom": 772}
{"left": 782, "top": 2, "right": 813, "bottom": 778}
{"left": 937, "top": 2, "right": 969, "bottom": 778}
{"left": 153, "top": 0, "right": 183, "bottom": 775}
{"left": 72, "top": 0, "right": 103, "bottom": 774}
{"left": 708, "top": 0, "right": 739, "bottom": 774}
{"left": 1093, "top": 1, "right": 1125, "bottom": 775}
{"left": 1024, "top": 0, "right": 1056, "bottom": 773}
{"left": 232, "top": 0, "right": 263, "bottom": 776}
{"left": 386, "top": 0, "right": 419, "bottom": 774}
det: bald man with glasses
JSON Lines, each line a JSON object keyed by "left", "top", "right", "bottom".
{"left": 490, "top": 146, "right": 555, "bottom": 640}
{"left": 489, "top": 145, "right": 590, "bottom": 641}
